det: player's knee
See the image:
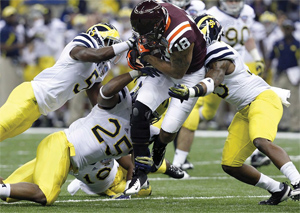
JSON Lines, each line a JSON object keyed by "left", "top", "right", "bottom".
{"left": 253, "top": 138, "right": 271, "bottom": 152}
{"left": 159, "top": 129, "right": 176, "bottom": 144}
{"left": 253, "top": 138, "right": 273, "bottom": 154}
{"left": 33, "top": 186, "right": 47, "bottom": 205}
{"left": 130, "top": 101, "right": 152, "bottom": 143}
{"left": 222, "top": 164, "right": 235, "bottom": 175}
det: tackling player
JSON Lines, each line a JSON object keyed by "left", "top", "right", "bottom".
{"left": 0, "top": 69, "right": 171, "bottom": 205}
{"left": 168, "top": 14, "right": 300, "bottom": 205}
{"left": 207, "top": 1, "right": 268, "bottom": 167}
{"left": 0, "top": 23, "right": 135, "bottom": 142}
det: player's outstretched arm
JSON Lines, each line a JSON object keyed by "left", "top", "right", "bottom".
{"left": 98, "top": 71, "right": 141, "bottom": 109}
{"left": 70, "top": 38, "right": 135, "bottom": 63}
{"left": 70, "top": 46, "right": 116, "bottom": 63}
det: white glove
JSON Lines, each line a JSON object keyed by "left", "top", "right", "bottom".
{"left": 126, "top": 35, "right": 137, "bottom": 48}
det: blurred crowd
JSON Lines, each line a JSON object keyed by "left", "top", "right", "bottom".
{"left": 0, "top": 0, "right": 299, "bottom": 131}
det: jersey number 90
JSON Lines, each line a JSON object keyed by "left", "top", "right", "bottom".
{"left": 225, "top": 26, "right": 250, "bottom": 47}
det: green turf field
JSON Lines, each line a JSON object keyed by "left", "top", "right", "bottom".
{"left": 0, "top": 130, "right": 299, "bottom": 212}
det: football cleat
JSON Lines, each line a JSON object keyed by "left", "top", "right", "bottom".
{"left": 291, "top": 181, "right": 300, "bottom": 201}
{"left": 124, "top": 169, "right": 148, "bottom": 195}
{"left": 181, "top": 159, "right": 194, "bottom": 171}
{"left": 132, "top": 181, "right": 152, "bottom": 198}
{"left": 251, "top": 152, "right": 271, "bottom": 168}
{"left": 165, "top": 164, "right": 185, "bottom": 179}
{"left": 67, "top": 179, "right": 81, "bottom": 196}
{"left": 259, "top": 182, "right": 291, "bottom": 205}
{"left": 182, "top": 171, "right": 190, "bottom": 179}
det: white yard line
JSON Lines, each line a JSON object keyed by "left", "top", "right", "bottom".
{"left": 1, "top": 195, "right": 269, "bottom": 204}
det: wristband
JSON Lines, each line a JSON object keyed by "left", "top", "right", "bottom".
{"left": 112, "top": 42, "right": 130, "bottom": 55}
{"left": 189, "top": 84, "right": 205, "bottom": 97}
{"left": 200, "top": 77, "right": 214, "bottom": 95}
{"left": 99, "top": 86, "right": 113, "bottom": 99}
{"left": 129, "top": 70, "right": 140, "bottom": 79}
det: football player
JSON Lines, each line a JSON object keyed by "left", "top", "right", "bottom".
{"left": 159, "top": 0, "right": 206, "bottom": 171}
{"left": 0, "top": 69, "right": 166, "bottom": 205}
{"left": 0, "top": 23, "right": 135, "bottom": 142}
{"left": 207, "top": 0, "right": 269, "bottom": 168}
{"left": 67, "top": 156, "right": 186, "bottom": 199}
{"left": 125, "top": 0, "right": 207, "bottom": 195}
{"left": 207, "top": 0, "right": 264, "bottom": 74}
{"left": 171, "top": 0, "right": 268, "bottom": 170}
{"left": 168, "top": 14, "right": 300, "bottom": 205}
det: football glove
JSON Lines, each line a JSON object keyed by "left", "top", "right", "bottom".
{"left": 126, "top": 35, "right": 137, "bottom": 48}
{"left": 139, "top": 67, "right": 160, "bottom": 78}
{"left": 137, "top": 41, "right": 151, "bottom": 58}
{"left": 168, "top": 84, "right": 190, "bottom": 101}
{"left": 255, "top": 60, "right": 265, "bottom": 76}
{"left": 127, "top": 49, "right": 144, "bottom": 70}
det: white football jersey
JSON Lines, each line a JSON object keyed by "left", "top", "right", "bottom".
{"left": 31, "top": 33, "right": 110, "bottom": 115}
{"left": 69, "top": 159, "right": 118, "bottom": 194}
{"left": 65, "top": 87, "right": 160, "bottom": 171}
{"left": 207, "top": 5, "right": 255, "bottom": 59}
{"left": 65, "top": 88, "right": 132, "bottom": 170}
{"left": 205, "top": 42, "right": 270, "bottom": 110}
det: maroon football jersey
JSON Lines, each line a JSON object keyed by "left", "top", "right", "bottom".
{"left": 159, "top": 2, "right": 206, "bottom": 74}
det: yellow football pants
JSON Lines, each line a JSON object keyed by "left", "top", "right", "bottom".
{"left": 0, "top": 82, "right": 41, "bottom": 142}
{"left": 222, "top": 90, "right": 282, "bottom": 167}
{"left": 4, "top": 131, "right": 73, "bottom": 205}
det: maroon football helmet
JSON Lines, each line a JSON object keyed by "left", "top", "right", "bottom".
{"left": 130, "top": 0, "right": 168, "bottom": 47}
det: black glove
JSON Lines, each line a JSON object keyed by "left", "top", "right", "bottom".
{"left": 139, "top": 67, "right": 161, "bottom": 78}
